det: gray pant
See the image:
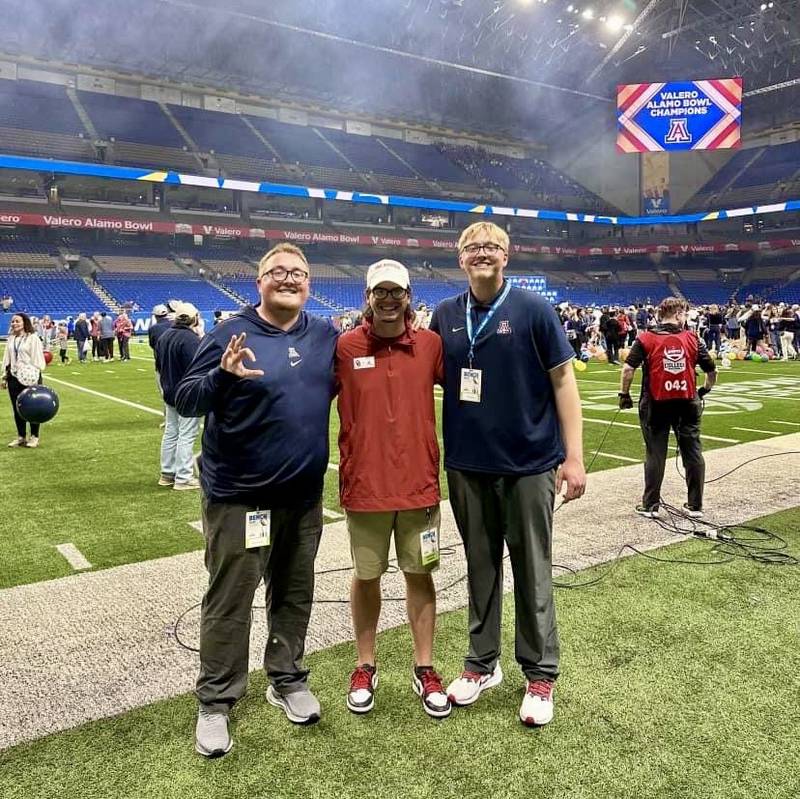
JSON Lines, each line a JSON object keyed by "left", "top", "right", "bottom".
{"left": 446, "top": 468, "right": 559, "bottom": 682}
{"left": 639, "top": 396, "right": 705, "bottom": 510}
{"left": 196, "top": 496, "right": 323, "bottom": 713}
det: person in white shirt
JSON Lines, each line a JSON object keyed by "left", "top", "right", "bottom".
{"left": 1, "top": 313, "right": 47, "bottom": 448}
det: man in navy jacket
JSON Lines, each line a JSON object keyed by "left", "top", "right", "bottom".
{"left": 175, "top": 243, "right": 338, "bottom": 757}
{"left": 155, "top": 301, "right": 202, "bottom": 490}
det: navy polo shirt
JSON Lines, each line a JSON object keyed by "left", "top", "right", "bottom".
{"left": 430, "top": 283, "right": 574, "bottom": 476}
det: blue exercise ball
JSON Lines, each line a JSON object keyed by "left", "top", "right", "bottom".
{"left": 15, "top": 385, "right": 60, "bottom": 424}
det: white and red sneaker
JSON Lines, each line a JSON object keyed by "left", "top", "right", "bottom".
{"left": 412, "top": 667, "right": 452, "bottom": 718}
{"left": 519, "top": 679, "right": 555, "bottom": 727}
{"left": 446, "top": 663, "right": 503, "bottom": 706}
{"left": 346, "top": 664, "right": 378, "bottom": 714}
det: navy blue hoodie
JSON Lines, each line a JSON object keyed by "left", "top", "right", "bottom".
{"left": 174, "top": 306, "right": 338, "bottom": 507}
{"left": 155, "top": 324, "right": 201, "bottom": 406}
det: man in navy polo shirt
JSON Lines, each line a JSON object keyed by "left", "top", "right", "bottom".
{"left": 430, "top": 221, "right": 586, "bottom": 727}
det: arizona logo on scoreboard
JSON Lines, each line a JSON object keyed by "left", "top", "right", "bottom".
{"left": 617, "top": 78, "right": 742, "bottom": 153}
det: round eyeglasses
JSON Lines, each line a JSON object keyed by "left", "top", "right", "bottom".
{"left": 371, "top": 287, "right": 408, "bottom": 300}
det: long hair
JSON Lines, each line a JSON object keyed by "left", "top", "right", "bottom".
{"left": 362, "top": 288, "right": 414, "bottom": 321}
{"left": 12, "top": 312, "right": 35, "bottom": 335}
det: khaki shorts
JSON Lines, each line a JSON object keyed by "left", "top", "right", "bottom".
{"left": 346, "top": 505, "right": 441, "bottom": 580}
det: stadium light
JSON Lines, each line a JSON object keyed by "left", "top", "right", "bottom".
{"left": 582, "top": 7, "right": 594, "bottom": 19}
{"left": 606, "top": 14, "right": 624, "bottom": 33}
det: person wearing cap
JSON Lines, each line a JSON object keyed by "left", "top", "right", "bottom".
{"left": 155, "top": 302, "right": 203, "bottom": 490}
{"left": 430, "top": 220, "right": 585, "bottom": 728}
{"left": 336, "top": 259, "right": 449, "bottom": 719}
{"left": 174, "top": 242, "right": 338, "bottom": 757}
{"left": 149, "top": 304, "right": 173, "bottom": 400}
{"left": 148, "top": 304, "right": 171, "bottom": 353}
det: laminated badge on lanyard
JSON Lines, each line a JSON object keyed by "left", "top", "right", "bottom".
{"left": 460, "top": 282, "right": 512, "bottom": 403}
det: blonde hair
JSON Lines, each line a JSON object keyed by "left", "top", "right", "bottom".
{"left": 258, "top": 242, "right": 309, "bottom": 277}
{"left": 457, "top": 221, "right": 510, "bottom": 253}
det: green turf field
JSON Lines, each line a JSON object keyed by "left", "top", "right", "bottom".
{"left": 1, "top": 506, "right": 798, "bottom": 799}
{"left": 0, "top": 339, "right": 798, "bottom": 589}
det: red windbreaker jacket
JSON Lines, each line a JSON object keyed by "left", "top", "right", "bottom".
{"left": 336, "top": 318, "right": 443, "bottom": 512}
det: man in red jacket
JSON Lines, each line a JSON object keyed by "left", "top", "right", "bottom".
{"left": 336, "top": 259, "right": 450, "bottom": 719}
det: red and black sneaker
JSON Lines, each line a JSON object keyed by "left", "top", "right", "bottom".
{"left": 346, "top": 664, "right": 378, "bottom": 714}
{"left": 412, "top": 666, "right": 452, "bottom": 719}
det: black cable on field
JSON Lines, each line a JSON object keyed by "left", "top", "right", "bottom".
{"left": 172, "top": 601, "right": 202, "bottom": 653}
{"left": 584, "top": 408, "right": 621, "bottom": 474}
{"left": 674, "top": 448, "right": 800, "bottom": 484}
{"left": 171, "top": 417, "right": 799, "bottom": 654}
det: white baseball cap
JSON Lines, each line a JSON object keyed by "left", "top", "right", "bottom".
{"left": 171, "top": 301, "right": 200, "bottom": 325}
{"left": 366, "top": 259, "right": 409, "bottom": 291}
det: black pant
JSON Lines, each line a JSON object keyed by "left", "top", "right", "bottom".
{"left": 7, "top": 372, "right": 40, "bottom": 439}
{"left": 101, "top": 337, "right": 114, "bottom": 359}
{"left": 196, "top": 497, "right": 324, "bottom": 713}
{"left": 446, "top": 468, "right": 559, "bottom": 682}
{"left": 606, "top": 336, "right": 621, "bottom": 363}
{"left": 117, "top": 335, "right": 130, "bottom": 360}
{"left": 639, "top": 397, "right": 705, "bottom": 510}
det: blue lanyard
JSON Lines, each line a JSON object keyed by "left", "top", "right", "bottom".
{"left": 12, "top": 335, "right": 24, "bottom": 360}
{"left": 465, "top": 281, "right": 512, "bottom": 366}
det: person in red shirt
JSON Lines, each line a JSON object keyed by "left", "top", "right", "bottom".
{"left": 336, "top": 259, "right": 450, "bottom": 719}
{"left": 619, "top": 297, "right": 717, "bottom": 518}
{"left": 114, "top": 311, "right": 134, "bottom": 361}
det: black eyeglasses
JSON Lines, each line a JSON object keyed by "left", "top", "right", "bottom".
{"left": 371, "top": 287, "right": 408, "bottom": 300}
{"left": 460, "top": 242, "right": 506, "bottom": 256}
{"left": 262, "top": 267, "right": 309, "bottom": 283}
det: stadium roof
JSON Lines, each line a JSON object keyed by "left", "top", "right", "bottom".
{"left": 0, "top": 0, "right": 797, "bottom": 141}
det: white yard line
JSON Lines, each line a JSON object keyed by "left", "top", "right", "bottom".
{"left": 45, "top": 377, "right": 162, "bottom": 416}
{"left": 322, "top": 508, "right": 343, "bottom": 520}
{"left": 715, "top": 393, "right": 800, "bottom": 402}
{"left": 327, "top": 462, "right": 339, "bottom": 471}
{"left": 54, "top": 543, "right": 92, "bottom": 571}
{"left": 770, "top": 420, "right": 800, "bottom": 427}
{"left": 597, "top": 451, "right": 641, "bottom": 463}
{"left": 582, "top": 416, "right": 740, "bottom": 443}
{"left": 731, "top": 427, "right": 782, "bottom": 436}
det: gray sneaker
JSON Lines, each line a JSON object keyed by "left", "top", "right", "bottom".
{"left": 195, "top": 709, "right": 232, "bottom": 758}
{"left": 174, "top": 478, "right": 201, "bottom": 491}
{"left": 266, "top": 685, "right": 321, "bottom": 725}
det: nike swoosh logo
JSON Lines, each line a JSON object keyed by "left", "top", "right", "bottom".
{"left": 451, "top": 327, "right": 465, "bottom": 333}
{"left": 289, "top": 360, "right": 302, "bottom": 367}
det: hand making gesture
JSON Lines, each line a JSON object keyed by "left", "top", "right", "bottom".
{"left": 221, "top": 333, "right": 264, "bottom": 379}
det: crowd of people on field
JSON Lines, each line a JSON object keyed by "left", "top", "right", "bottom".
{"left": 558, "top": 300, "right": 800, "bottom": 364}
